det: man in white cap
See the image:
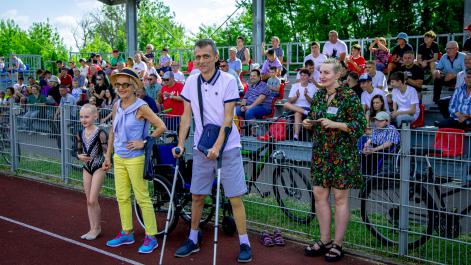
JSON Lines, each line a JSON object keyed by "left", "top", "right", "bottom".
{"left": 227, "top": 47, "right": 242, "bottom": 75}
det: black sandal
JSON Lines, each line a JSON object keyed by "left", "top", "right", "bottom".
{"left": 324, "top": 243, "right": 344, "bottom": 262}
{"left": 304, "top": 240, "right": 332, "bottom": 257}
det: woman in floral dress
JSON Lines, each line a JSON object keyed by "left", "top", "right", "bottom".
{"left": 302, "top": 58, "right": 366, "bottom": 262}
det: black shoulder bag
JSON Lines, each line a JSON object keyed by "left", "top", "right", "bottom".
{"left": 196, "top": 75, "right": 231, "bottom": 156}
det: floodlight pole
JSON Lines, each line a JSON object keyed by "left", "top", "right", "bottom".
{"left": 252, "top": 0, "right": 265, "bottom": 65}
{"left": 126, "top": 0, "right": 138, "bottom": 57}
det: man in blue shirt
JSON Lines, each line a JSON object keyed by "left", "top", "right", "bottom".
{"left": 438, "top": 69, "right": 471, "bottom": 129}
{"left": 433, "top": 41, "right": 466, "bottom": 103}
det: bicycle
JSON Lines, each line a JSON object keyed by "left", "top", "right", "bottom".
{"left": 360, "top": 147, "right": 471, "bottom": 249}
{"left": 240, "top": 113, "right": 315, "bottom": 224}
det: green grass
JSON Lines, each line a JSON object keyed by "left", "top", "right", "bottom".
{"left": 2, "top": 156, "right": 470, "bottom": 264}
{"left": 243, "top": 194, "right": 471, "bottom": 265}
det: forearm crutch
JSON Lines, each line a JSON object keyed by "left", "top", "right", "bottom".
{"left": 158, "top": 147, "right": 181, "bottom": 265}
{"left": 212, "top": 127, "right": 231, "bottom": 265}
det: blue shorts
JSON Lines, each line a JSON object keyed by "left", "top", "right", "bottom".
{"left": 190, "top": 147, "right": 247, "bottom": 198}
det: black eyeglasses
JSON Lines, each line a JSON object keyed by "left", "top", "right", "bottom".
{"left": 162, "top": 78, "right": 169, "bottom": 82}
{"left": 220, "top": 65, "right": 228, "bottom": 68}
{"left": 147, "top": 78, "right": 154, "bottom": 81}
{"left": 96, "top": 78, "right": 102, "bottom": 81}
{"left": 114, "top": 82, "right": 132, "bottom": 88}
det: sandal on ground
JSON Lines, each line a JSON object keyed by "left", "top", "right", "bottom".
{"left": 325, "top": 244, "right": 344, "bottom": 262}
{"left": 273, "top": 229, "right": 285, "bottom": 246}
{"left": 260, "top": 230, "right": 275, "bottom": 247}
{"left": 304, "top": 240, "right": 332, "bottom": 257}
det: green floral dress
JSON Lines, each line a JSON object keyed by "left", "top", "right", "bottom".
{"left": 308, "top": 86, "right": 367, "bottom": 190}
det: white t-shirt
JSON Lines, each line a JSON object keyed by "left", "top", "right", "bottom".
{"left": 296, "top": 70, "right": 320, "bottom": 83}
{"left": 392, "top": 86, "right": 420, "bottom": 120}
{"left": 133, "top": 61, "right": 147, "bottom": 76}
{"left": 371, "top": 71, "right": 388, "bottom": 91}
{"left": 146, "top": 67, "right": 158, "bottom": 78}
{"left": 322, "top": 40, "right": 348, "bottom": 59}
{"left": 288, "top": 83, "right": 318, "bottom": 108}
{"left": 303, "top": 53, "right": 327, "bottom": 71}
{"left": 181, "top": 70, "right": 241, "bottom": 151}
{"left": 361, "top": 87, "right": 390, "bottom": 112}
{"left": 173, "top": 71, "right": 185, "bottom": 83}
{"left": 80, "top": 65, "right": 89, "bottom": 77}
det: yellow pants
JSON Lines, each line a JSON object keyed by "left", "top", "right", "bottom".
{"left": 113, "top": 154, "right": 157, "bottom": 235}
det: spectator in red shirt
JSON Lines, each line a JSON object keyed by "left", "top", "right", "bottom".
{"left": 158, "top": 71, "right": 184, "bottom": 131}
{"left": 346, "top": 44, "right": 366, "bottom": 75}
{"left": 59, "top": 67, "right": 73, "bottom": 89}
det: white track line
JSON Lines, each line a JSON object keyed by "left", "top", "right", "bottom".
{"left": 0, "top": 215, "right": 144, "bottom": 265}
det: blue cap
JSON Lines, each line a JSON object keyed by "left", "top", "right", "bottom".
{"left": 396, "top": 32, "right": 408, "bottom": 40}
{"left": 358, "top": 73, "right": 372, "bottom": 82}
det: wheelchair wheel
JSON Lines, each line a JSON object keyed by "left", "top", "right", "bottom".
{"left": 180, "top": 193, "right": 216, "bottom": 227}
{"left": 360, "top": 177, "right": 435, "bottom": 249}
{"left": 222, "top": 215, "right": 236, "bottom": 236}
{"left": 273, "top": 162, "right": 315, "bottom": 224}
{"left": 134, "top": 174, "right": 178, "bottom": 237}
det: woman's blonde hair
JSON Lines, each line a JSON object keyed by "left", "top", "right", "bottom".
{"left": 321, "top": 58, "right": 342, "bottom": 73}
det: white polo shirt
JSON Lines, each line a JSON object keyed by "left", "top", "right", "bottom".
{"left": 303, "top": 53, "right": 327, "bottom": 71}
{"left": 392, "top": 86, "right": 420, "bottom": 121}
{"left": 322, "top": 40, "right": 348, "bottom": 59}
{"left": 181, "top": 70, "right": 241, "bottom": 151}
{"left": 288, "top": 83, "right": 318, "bottom": 108}
{"left": 371, "top": 71, "right": 388, "bottom": 91}
{"left": 361, "top": 87, "right": 390, "bottom": 112}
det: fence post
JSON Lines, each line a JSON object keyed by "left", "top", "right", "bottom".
{"left": 60, "top": 104, "right": 67, "bottom": 183}
{"left": 286, "top": 43, "right": 292, "bottom": 73}
{"left": 398, "top": 123, "right": 411, "bottom": 256}
{"left": 9, "top": 104, "right": 18, "bottom": 172}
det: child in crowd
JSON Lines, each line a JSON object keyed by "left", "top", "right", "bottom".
{"left": 76, "top": 104, "right": 108, "bottom": 241}
{"left": 71, "top": 80, "right": 83, "bottom": 103}
{"left": 368, "top": 95, "right": 387, "bottom": 128}
{"left": 283, "top": 68, "right": 317, "bottom": 141}
{"left": 361, "top": 111, "right": 400, "bottom": 175}
{"left": 266, "top": 66, "right": 281, "bottom": 97}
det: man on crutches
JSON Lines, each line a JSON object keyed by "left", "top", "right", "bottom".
{"left": 171, "top": 39, "right": 253, "bottom": 263}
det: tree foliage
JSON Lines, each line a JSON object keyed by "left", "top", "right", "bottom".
{"left": 205, "top": 0, "right": 465, "bottom": 45}
{"left": 0, "top": 19, "right": 68, "bottom": 68}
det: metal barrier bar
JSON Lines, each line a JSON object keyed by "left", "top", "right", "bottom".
{"left": 398, "top": 123, "right": 411, "bottom": 255}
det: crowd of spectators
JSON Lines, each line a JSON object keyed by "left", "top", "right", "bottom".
{"left": 1, "top": 24, "right": 471, "bottom": 141}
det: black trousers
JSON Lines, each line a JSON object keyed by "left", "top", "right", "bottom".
{"left": 433, "top": 75, "right": 456, "bottom": 103}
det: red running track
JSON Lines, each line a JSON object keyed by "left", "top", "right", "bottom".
{"left": 0, "top": 175, "right": 379, "bottom": 265}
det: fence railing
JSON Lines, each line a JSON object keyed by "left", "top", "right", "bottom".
{"left": 0, "top": 53, "right": 42, "bottom": 90}
{"left": 0, "top": 103, "right": 470, "bottom": 264}
{"left": 66, "top": 32, "right": 467, "bottom": 74}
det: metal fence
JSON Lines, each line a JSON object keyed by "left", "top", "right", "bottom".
{"left": 66, "top": 32, "right": 467, "bottom": 74}
{"left": 0, "top": 103, "right": 470, "bottom": 264}
{"left": 0, "top": 53, "right": 42, "bottom": 90}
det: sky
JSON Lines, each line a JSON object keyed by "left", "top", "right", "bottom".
{"left": 0, "top": 0, "right": 242, "bottom": 50}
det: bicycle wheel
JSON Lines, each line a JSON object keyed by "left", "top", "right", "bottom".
{"left": 134, "top": 174, "right": 178, "bottom": 237}
{"left": 360, "top": 177, "right": 435, "bottom": 249}
{"left": 180, "top": 192, "right": 216, "bottom": 226}
{"left": 273, "top": 162, "right": 315, "bottom": 224}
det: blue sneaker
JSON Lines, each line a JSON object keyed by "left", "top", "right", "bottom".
{"left": 237, "top": 244, "right": 253, "bottom": 263}
{"left": 174, "top": 239, "right": 200, "bottom": 257}
{"left": 106, "top": 231, "right": 135, "bottom": 247}
{"left": 138, "top": 235, "right": 158, "bottom": 254}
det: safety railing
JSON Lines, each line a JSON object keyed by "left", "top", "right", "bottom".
{"left": 0, "top": 105, "right": 470, "bottom": 264}
{"left": 0, "top": 53, "right": 42, "bottom": 90}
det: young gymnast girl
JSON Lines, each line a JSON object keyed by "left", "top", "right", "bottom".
{"left": 76, "top": 103, "right": 108, "bottom": 240}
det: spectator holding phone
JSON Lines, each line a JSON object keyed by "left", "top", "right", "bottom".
{"left": 302, "top": 58, "right": 366, "bottom": 262}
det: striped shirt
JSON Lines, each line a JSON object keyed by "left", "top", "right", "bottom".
{"left": 448, "top": 83, "right": 471, "bottom": 119}
{"left": 370, "top": 125, "right": 400, "bottom": 151}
